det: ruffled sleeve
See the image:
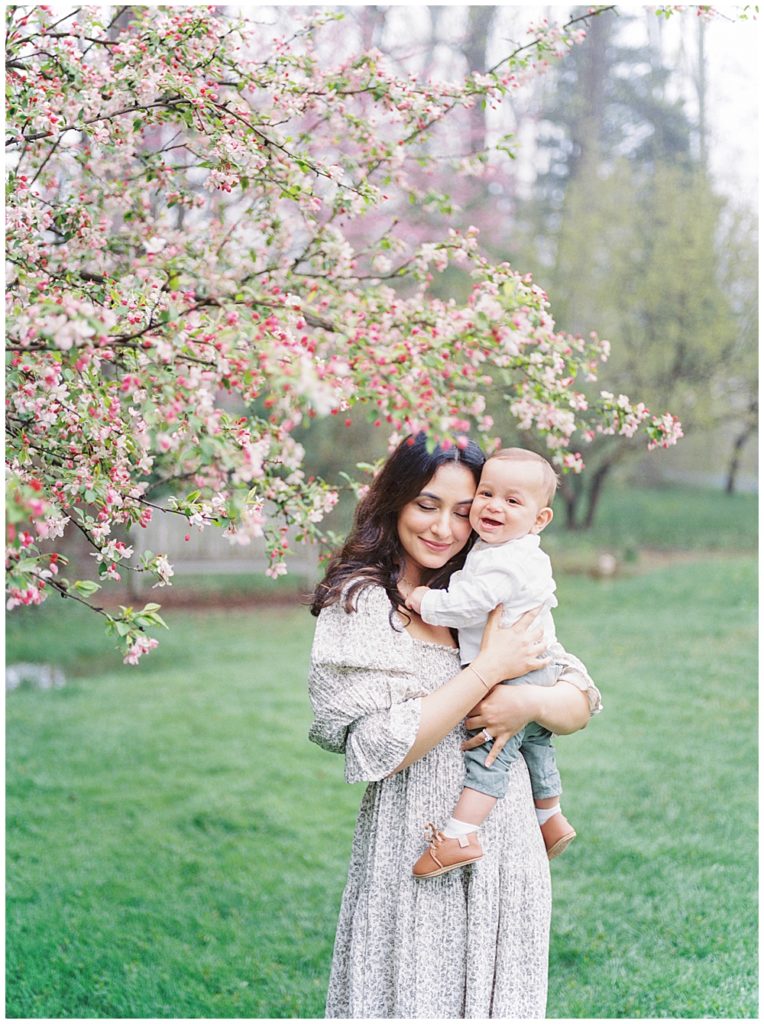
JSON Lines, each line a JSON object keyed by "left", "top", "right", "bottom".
{"left": 308, "top": 585, "right": 427, "bottom": 783}
{"left": 549, "top": 642, "right": 603, "bottom": 717}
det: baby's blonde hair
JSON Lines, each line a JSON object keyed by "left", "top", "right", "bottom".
{"left": 486, "top": 447, "right": 558, "bottom": 506}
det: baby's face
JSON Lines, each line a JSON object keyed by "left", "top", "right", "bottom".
{"left": 469, "top": 458, "right": 551, "bottom": 544}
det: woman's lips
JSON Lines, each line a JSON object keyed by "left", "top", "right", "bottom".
{"left": 421, "top": 538, "right": 452, "bottom": 552}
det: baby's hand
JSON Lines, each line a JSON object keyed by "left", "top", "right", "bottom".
{"left": 405, "top": 585, "right": 429, "bottom": 614}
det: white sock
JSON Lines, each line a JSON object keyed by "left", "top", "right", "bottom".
{"left": 442, "top": 816, "right": 478, "bottom": 838}
{"left": 535, "top": 803, "right": 561, "bottom": 826}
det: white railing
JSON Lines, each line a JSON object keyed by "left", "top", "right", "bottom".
{"left": 127, "top": 514, "right": 320, "bottom": 591}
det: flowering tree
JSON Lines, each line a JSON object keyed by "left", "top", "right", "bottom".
{"left": 5, "top": 5, "right": 682, "bottom": 662}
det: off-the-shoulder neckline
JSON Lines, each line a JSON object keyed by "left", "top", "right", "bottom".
{"left": 409, "top": 636, "right": 459, "bottom": 653}
{"left": 389, "top": 604, "right": 458, "bottom": 652}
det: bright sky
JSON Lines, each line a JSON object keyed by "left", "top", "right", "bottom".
{"left": 703, "top": 13, "right": 760, "bottom": 205}
{"left": 381, "top": 4, "right": 760, "bottom": 205}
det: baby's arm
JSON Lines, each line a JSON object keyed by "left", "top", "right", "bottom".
{"left": 420, "top": 563, "right": 516, "bottom": 628}
{"left": 405, "top": 586, "right": 429, "bottom": 615}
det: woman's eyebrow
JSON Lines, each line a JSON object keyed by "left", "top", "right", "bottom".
{"left": 418, "top": 491, "right": 473, "bottom": 504}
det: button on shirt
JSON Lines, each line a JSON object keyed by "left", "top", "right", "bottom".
{"left": 419, "top": 534, "right": 558, "bottom": 665}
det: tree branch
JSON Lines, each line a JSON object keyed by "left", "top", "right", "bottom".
{"left": 31, "top": 571, "right": 109, "bottom": 617}
{"left": 29, "top": 134, "right": 61, "bottom": 187}
{"left": 7, "top": 96, "right": 187, "bottom": 146}
{"left": 10, "top": 7, "right": 82, "bottom": 48}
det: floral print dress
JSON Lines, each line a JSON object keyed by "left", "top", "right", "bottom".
{"left": 308, "top": 584, "right": 601, "bottom": 1019}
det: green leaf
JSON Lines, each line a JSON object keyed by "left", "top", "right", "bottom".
{"left": 71, "top": 580, "right": 102, "bottom": 597}
{"left": 15, "top": 557, "right": 39, "bottom": 574}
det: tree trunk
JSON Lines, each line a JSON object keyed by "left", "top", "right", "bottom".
{"left": 563, "top": 490, "right": 579, "bottom": 530}
{"left": 558, "top": 441, "right": 627, "bottom": 532}
{"left": 357, "top": 5, "right": 387, "bottom": 52}
{"left": 569, "top": 12, "right": 610, "bottom": 181}
{"left": 422, "top": 7, "right": 443, "bottom": 79}
{"left": 462, "top": 6, "right": 497, "bottom": 153}
{"left": 696, "top": 17, "right": 708, "bottom": 171}
{"left": 557, "top": 474, "right": 583, "bottom": 530}
{"left": 725, "top": 420, "right": 756, "bottom": 495}
{"left": 583, "top": 461, "right": 614, "bottom": 529}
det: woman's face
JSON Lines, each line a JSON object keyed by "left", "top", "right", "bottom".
{"left": 396, "top": 462, "right": 477, "bottom": 582}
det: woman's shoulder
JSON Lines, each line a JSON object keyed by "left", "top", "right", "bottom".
{"left": 316, "top": 578, "right": 392, "bottom": 618}
{"left": 312, "top": 579, "right": 411, "bottom": 665}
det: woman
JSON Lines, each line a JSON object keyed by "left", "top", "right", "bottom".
{"left": 309, "top": 434, "right": 601, "bottom": 1018}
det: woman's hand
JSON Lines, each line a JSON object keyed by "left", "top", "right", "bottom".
{"left": 463, "top": 663, "right": 595, "bottom": 766}
{"left": 471, "top": 605, "right": 550, "bottom": 688}
{"left": 462, "top": 685, "right": 539, "bottom": 766}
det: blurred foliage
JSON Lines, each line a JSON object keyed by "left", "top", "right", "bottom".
{"left": 502, "top": 7, "right": 756, "bottom": 525}
{"left": 257, "top": 7, "right": 757, "bottom": 530}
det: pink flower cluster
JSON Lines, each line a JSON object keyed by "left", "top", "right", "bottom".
{"left": 5, "top": 5, "right": 683, "bottom": 661}
{"left": 123, "top": 636, "right": 159, "bottom": 666}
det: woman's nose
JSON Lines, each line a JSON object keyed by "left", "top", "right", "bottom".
{"left": 430, "top": 511, "right": 452, "bottom": 538}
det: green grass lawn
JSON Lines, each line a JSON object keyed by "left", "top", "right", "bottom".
{"left": 541, "top": 481, "right": 757, "bottom": 572}
{"left": 6, "top": 551, "right": 757, "bottom": 1017}
{"left": 547, "top": 556, "right": 757, "bottom": 1018}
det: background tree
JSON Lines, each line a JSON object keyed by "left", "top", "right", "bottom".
{"left": 504, "top": 5, "right": 747, "bottom": 527}
{"left": 6, "top": 5, "right": 680, "bottom": 660}
{"left": 716, "top": 205, "right": 758, "bottom": 494}
{"left": 549, "top": 162, "right": 734, "bottom": 527}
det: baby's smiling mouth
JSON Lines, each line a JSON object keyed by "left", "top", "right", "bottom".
{"left": 480, "top": 516, "right": 503, "bottom": 527}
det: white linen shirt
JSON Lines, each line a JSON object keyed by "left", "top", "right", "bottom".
{"left": 419, "top": 534, "right": 557, "bottom": 665}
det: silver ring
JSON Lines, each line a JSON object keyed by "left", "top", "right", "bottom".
{"left": 481, "top": 728, "right": 493, "bottom": 743}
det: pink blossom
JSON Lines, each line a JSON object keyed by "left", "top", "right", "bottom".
{"left": 149, "top": 554, "right": 174, "bottom": 587}
{"left": 4, "top": 4, "right": 684, "bottom": 662}
{"left": 123, "top": 636, "right": 159, "bottom": 665}
{"left": 144, "top": 236, "right": 167, "bottom": 254}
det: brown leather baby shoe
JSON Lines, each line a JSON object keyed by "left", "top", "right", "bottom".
{"left": 540, "top": 812, "right": 576, "bottom": 860}
{"left": 412, "top": 823, "right": 484, "bottom": 878}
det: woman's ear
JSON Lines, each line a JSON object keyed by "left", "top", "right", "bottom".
{"left": 532, "top": 507, "right": 553, "bottom": 534}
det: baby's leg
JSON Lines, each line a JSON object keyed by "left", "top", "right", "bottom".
{"left": 452, "top": 787, "right": 497, "bottom": 828}
{"left": 521, "top": 722, "right": 561, "bottom": 804}
{"left": 412, "top": 710, "right": 524, "bottom": 878}
{"left": 535, "top": 796, "right": 560, "bottom": 811}
{"left": 522, "top": 721, "right": 576, "bottom": 859}
{"left": 443, "top": 720, "right": 525, "bottom": 836}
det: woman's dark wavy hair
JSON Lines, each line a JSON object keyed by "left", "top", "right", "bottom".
{"left": 311, "top": 433, "right": 485, "bottom": 622}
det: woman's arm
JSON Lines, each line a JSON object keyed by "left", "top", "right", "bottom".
{"left": 462, "top": 663, "right": 596, "bottom": 768}
{"left": 392, "top": 606, "right": 547, "bottom": 773}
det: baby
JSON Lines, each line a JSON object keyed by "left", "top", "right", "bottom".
{"left": 406, "top": 447, "right": 576, "bottom": 878}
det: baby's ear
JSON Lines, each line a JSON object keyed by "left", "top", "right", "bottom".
{"left": 532, "top": 507, "right": 553, "bottom": 534}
